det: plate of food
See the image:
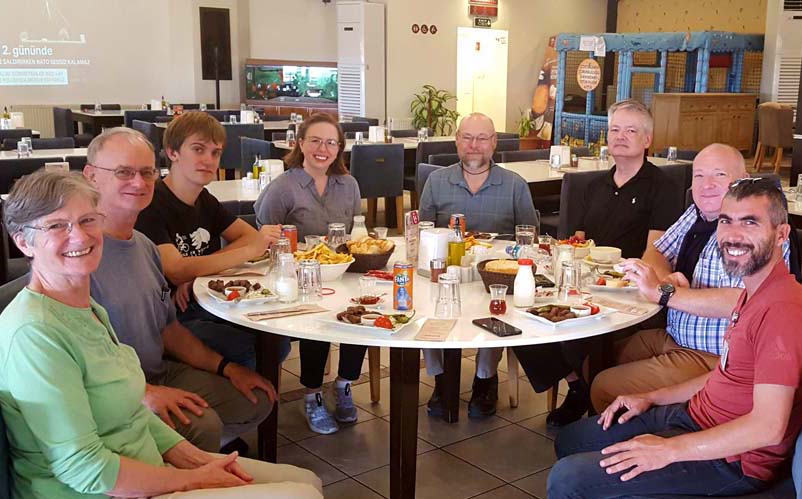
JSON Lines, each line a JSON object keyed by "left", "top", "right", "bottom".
{"left": 587, "top": 272, "right": 638, "bottom": 292}
{"left": 516, "top": 302, "right": 616, "bottom": 328}
{"left": 206, "top": 278, "right": 276, "bottom": 304}
{"left": 465, "top": 231, "right": 497, "bottom": 241}
{"left": 244, "top": 252, "right": 270, "bottom": 266}
{"left": 318, "top": 306, "right": 416, "bottom": 334}
{"left": 349, "top": 295, "right": 387, "bottom": 306}
{"left": 556, "top": 233, "right": 595, "bottom": 258}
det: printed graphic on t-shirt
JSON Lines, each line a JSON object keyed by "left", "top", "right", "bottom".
{"left": 174, "top": 227, "right": 211, "bottom": 256}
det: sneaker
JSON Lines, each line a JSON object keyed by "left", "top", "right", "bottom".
{"left": 304, "top": 392, "right": 339, "bottom": 434}
{"left": 468, "top": 374, "right": 498, "bottom": 419}
{"left": 334, "top": 381, "right": 358, "bottom": 423}
{"left": 546, "top": 381, "right": 589, "bottom": 427}
{"left": 426, "top": 374, "right": 444, "bottom": 417}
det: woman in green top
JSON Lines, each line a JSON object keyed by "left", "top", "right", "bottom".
{"left": 0, "top": 170, "right": 322, "bottom": 498}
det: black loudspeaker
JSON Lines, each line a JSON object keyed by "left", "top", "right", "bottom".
{"left": 199, "top": 7, "right": 232, "bottom": 81}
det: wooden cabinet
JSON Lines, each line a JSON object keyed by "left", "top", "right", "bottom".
{"left": 650, "top": 93, "right": 757, "bottom": 154}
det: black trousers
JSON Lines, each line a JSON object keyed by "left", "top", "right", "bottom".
{"left": 512, "top": 337, "right": 593, "bottom": 393}
{"left": 299, "top": 339, "right": 369, "bottom": 389}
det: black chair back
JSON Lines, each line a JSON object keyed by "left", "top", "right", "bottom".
{"left": 390, "top": 129, "right": 418, "bottom": 138}
{"left": 656, "top": 148, "right": 698, "bottom": 161}
{"left": 131, "top": 120, "right": 163, "bottom": 166}
{"left": 264, "top": 114, "right": 291, "bottom": 122}
{"left": 344, "top": 132, "right": 356, "bottom": 140}
{"left": 177, "top": 104, "right": 201, "bottom": 110}
{"left": 340, "top": 122, "right": 370, "bottom": 134}
{"left": 350, "top": 144, "right": 405, "bottom": 199}
{"left": 153, "top": 116, "right": 174, "bottom": 123}
{"left": 415, "top": 140, "right": 457, "bottom": 169}
{"left": 352, "top": 117, "right": 380, "bottom": 126}
{"left": 0, "top": 157, "right": 58, "bottom": 194}
{"left": 428, "top": 153, "right": 459, "bottom": 166}
{"left": 220, "top": 124, "right": 264, "bottom": 173}
{"left": 0, "top": 130, "right": 33, "bottom": 149}
{"left": 1, "top": 137, "right": 74, "bottom": 151}
{"left": 52, "top": 107, "right": 74, "bottom": 138}
{"left": 80, "top": 104, "right": 121, "bottom": 111}
{"left": 66, "top": 155, "right": 88, "bottom": 172}
{"left": 205, "top": 110, "right": 229, "bottom": 122}
{"left": 123, "top": 110, "right": 166, "bottom": 128}
{"left": 571, "top": 146, "right": 591, "bottom": 157}
{"left": 496, "top": 138, "right": 520, "bottom": 152}
{"left": 557, "top": 170, "right": 609, "bottom": 239}
{"left": 500, "top": 149, "right": 550, "bottom": 162}
{"left": 415, "top": 163, "right": 444, "bottom": 195}
{"left": 240, "top": 137, "right": 272, "bottom": 175}
{"left": 271, "top": 132, "right": 287, "bottom": 142}
{"left": 496, "top": 132, "right": 519, "bottom": 139}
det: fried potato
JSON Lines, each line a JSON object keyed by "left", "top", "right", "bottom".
{"left": 464, "top": 235, "right": 492, "bottom": 251}
{"left": 346, "top": 236, "right": 394, "bottom": 255}
{"left": 294, "top": 243, "right": 353, "bottom": 264}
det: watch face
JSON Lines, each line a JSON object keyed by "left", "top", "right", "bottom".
{"left": 660, "top": 283, "right": 675, "bottom": 294}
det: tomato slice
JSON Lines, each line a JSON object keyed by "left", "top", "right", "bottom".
{"left": 374, "top": 316, "right": 394, "bottom": 329}
{"left": 226, "top": 290, "right": 241, "bottom": 301}
{"left": 584, "top": 302, "right": 600, "bottom": 315}
{"left": 596, "top": 277, "right": 606, "bottom": 286}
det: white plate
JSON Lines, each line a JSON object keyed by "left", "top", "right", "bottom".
{"left": 206, "top": 278, "right": 277, "bottom": 305}
{"left": 515, "top": 303, "right": 617, "bottom": 328}
{"left": 317, "top": 313, "right": 416, "bottom": 334}
{"left": 586, "top": 284, "right": 638, "bottom": 293}
{"left": 244, "top": 254, "right": 270, "bottom": 266}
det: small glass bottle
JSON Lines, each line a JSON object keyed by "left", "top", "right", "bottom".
{"left": 274, "top": 253, "right": 299, "bottom": 303}
{"left": 430, "top": 258, "right": 446, "bottom": 283}
{"left": 351, "top": 215, "right": 368, "bottom": 240}
{"left": 252, "top": 154, "right": 261, "bottom": 179}
{"left": 447, "top": 221, "right": 465, "bottom": 267}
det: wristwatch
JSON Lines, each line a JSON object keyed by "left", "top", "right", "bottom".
{"left": 658, "top": 283, "right": 676, "bottom": 307}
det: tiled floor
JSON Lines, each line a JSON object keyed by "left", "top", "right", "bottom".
{"left": 243, "top": 342, "right": 567, "bottom": 498}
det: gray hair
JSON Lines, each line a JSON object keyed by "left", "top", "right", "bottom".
{"left": 3, "top": 170, "right": 100, "bottom": 246}
{"left": 87, "top": 127, "right": 154, "bottom": 165}
{"left": 608, "top": 99, "right": 654, "bottom": 136}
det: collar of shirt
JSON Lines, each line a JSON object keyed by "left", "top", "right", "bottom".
{"left": 447, "top": 161, "right": 503, "bottom": 192}
{"left": 604, "top": 159, "right": 656, "bottom": 189}
{"left": 291, "top": 167, "right": 346, "bottom": 190}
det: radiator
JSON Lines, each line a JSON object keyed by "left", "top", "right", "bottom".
{"left": 388, "top": 117, "right": 414, "bottom": 130}
{"left": 7, "top": 104, "right": 59, "bottom": 138}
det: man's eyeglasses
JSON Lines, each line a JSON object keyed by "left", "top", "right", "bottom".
{"left": 729, "top": 177, "right": 782, "bottom": 190}
{"left": 90, "top": 164, "right": 160, "bottom": 181}
{"left": 457, "top": 133, "right": 495, "bottom": 145}
{"left": 303, "top": 137, "right": 341, "bottom": 150}
{"left": 24, "top": 213, "right": 106, "bottom": 237}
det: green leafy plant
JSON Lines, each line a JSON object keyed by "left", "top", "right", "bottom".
{"left": 409, "top": 84, "right": 459, "bottom": 136}
{"left": 517, "top": 108, "right": 534, "bottom": 137}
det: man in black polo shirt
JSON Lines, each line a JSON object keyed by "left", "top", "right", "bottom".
{"left": 513, "top": 99, "right": 678, "bottom": 427}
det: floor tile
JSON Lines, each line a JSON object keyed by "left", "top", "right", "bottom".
{"left": 420, "top": 357, "right": 509, "bottom": 393}
{"left": 277, "top": 396, "right": 376, "bottom": 442}
{"left": 277, "top": 443, "right": 347, "bottom": 486}
{"left": 355, "top": 449, "right": 503, "bottom": 499}
{"left": 351, "top": 374, "right": 433, "bottom": 418}
{"left": 323, "top": 478, "right": 386, "bottom": 499}
{"left": 297, "top": 418, "right": 435, "bottom": 476}
{"left": 444, "top": 425, "right": 555, "bottom": 482}
{"left": 517, "top": 413, "right": 560, "bottom": 441}
{"left": 390, "top": 400, "right": 510, "bottom": 448}
{"left": 279, "top": 369, "right": 305, "bottom": 394}
{"left": 240, "top": 427, "right": 289, "bottom": 459}
{"left": 512, "top": 468, "right": 551, "bottom": 499}
{"left": 471, "top": 484, "right": 535, "bottom": 499}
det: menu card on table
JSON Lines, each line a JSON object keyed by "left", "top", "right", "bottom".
{"left": 415, "top": 319, "right": 457, "bottom": 341}
{"left": 591, "top": 297, "right": 650, "bottom": 315}
{"left": 245, "top": 304, "right": 328, "bottom": 321}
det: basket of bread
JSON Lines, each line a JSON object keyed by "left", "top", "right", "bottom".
{"left": 477, "top": 259, "right": 537, "bottom": 294}
{"left": 338, "top": 236, "right": 396, "bottom": 273}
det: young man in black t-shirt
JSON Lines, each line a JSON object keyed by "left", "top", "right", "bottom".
{"left": 136, "top": 112, "right": 284, "bottom": 370}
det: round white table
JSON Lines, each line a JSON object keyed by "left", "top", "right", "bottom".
{"left": 193, "top": 240, "right": 660, "bottom": 499}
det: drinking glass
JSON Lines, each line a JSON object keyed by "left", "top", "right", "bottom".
{"left": 327, "top": 223, "right": 347, "bottom": 249}
{"left": 796, "top": 175, "right": 802, "bottom": 202}
{"left": 515, "top": 225, "right": 537, "bottom": 247}
{"left": 354, "top": 131, "right": 364, "bottom": 144}
{"left": 94, "top": 103, "right": 101, "bottom": 113}
{"left": 434, "top": 274, "right": 461, "bottom": 319}
{"left": 229, "top": 114, "right": 238, "bottom": 124}
{"left": 298, "top": 259, "right": 322, "bottom": 302}
{"left": 304, "top": 235, "right": 322, "bottom": 249}
{"left": 417, "top": 128, "right": 428, "bottom": 142}
{"left": 374, "top": 226, "right": 388, "bottom": 239}
{"left": 16, "top": 141, "right": 30, "bottom": 157}
{"left": 488, "top": 284, "right": 508, "bottom": 315}
{"left": 418, "top": 221, "right": 435, "bottom": 232}
{"left": 558, "top": 261, "right": 580, "bottom": 302}
{"left": 667, "top": 146, "right": 678, "bottom": 161}
{"left": 199, "top": 103, "right": 207, "bottom": 111}
{"left": 286, "top": 129, "right": 296, "bottom": 147}
{"left": 359, "top": 276, "right": 377, "bottom": 299}
{"left": 240, "top": 103, "right": 247, "bottom": 111}
{"left": 552, "top": 244, "right": 575, "bottom": 286}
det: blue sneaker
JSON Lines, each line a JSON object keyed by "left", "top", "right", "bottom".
{"left": 334, "top": 382, "right": 358, "bottom": 423}
{"left": 304, "top": 392, "right": 339, "bottom": 435}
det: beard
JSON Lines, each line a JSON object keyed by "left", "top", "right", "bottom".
{"left": 721, "top": 238, "right": 774, "bottom": 279}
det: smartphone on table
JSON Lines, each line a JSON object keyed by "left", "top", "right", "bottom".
{"left": 472, "top": 317, "right": 523, "bottom": 337}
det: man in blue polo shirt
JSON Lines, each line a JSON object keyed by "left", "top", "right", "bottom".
{"left": 419, "top": 112, "right": 539, "bottom": 419}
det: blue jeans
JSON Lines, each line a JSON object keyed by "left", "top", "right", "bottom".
{"left": 179, "top": 302, "right": 291, "bottom": 371}
{"left": 548, "top": 403, "right": 766, "bottom": 498}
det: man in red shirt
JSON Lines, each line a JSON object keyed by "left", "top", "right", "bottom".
{"left": 547, "top": 178, "right": 802, "bottom": 498}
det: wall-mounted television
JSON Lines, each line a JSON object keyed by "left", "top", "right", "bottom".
{"left": 244, "top": 59, "right": 337, "bottom": 106}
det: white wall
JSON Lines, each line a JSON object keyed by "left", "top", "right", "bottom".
{"left": 248, "top": 0, "right": 338, "bottom": 63}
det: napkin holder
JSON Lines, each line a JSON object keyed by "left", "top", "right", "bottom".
{"left": 368, "top": 126, "right": 385, "bottom": 143}
{"left": 151, "top": 99, "right": 164, "bottom": 111}
{"left": 258, "top": 159, "right": 285, "bottom": 179}
{"left": 549, "top": 145, "right": 571, "bottom": 166}
{"left": 417, "top": 228, "right": 450, "bottom": 277}
{"left": 240, "top": 110, "right": 256, "bottom": 124}
{"left": 10, "top": 112, "right": 24, "bottom": 129}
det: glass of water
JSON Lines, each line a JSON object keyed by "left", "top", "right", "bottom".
{"left": 515, "top": 225, "right": 537, "bottom": 247}
{"left": 229, "top": 114, "right": 238, "bottom": 124}
{"left": 200, "top": 103, "right": 207, "bottom": 111}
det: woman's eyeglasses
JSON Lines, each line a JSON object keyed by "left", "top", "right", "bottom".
{"left": 24, "top": 213, "right": 106, "bottom": 237}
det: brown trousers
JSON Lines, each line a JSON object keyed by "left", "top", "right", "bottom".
{"left": 590, "top": 328, "right": 720, "bottom": 412}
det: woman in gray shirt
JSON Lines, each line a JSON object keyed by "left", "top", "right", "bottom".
{"left": 255, "top": 113, "right": 365, "bottom": 436}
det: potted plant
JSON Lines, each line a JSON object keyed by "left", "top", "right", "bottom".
{"left": 517, "top": 108, "right": 534, "bottom": 137}
{"left": 409, "top": 84, "right": 459, "bottom": 136}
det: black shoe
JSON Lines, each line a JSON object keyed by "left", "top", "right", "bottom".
{"left": 219, "top": 436, "right": 249, "bottom": 456}
{"left": 546, "top": 381, "right": 589, "bottom": 427}
{"left": 427, "top": 373, "right": 444, "bottom": 417}
{"left": 468, "top": 375, "right": 498, "bottom": 419}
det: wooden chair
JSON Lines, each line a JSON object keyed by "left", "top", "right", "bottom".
{"left": 753, "top": 102, "right": 794, "bottom": 174}
{"left": 350, "top": 143, "right": 405, "bottom": 230}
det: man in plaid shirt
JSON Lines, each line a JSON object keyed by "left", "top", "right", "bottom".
{"left": 591, "top": 143, "right": 789, "bottom": 412}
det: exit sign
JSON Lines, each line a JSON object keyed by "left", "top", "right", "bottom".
{"left": 474, "top": 17, "right": 492, "bottom": 28}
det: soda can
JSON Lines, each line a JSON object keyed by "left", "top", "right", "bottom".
{"left": 448, "top": 214, "right": 466, "bottom": 234}
{"left": 281, "top": 225, "right": 298, "bottom": 253}
{"left": 667, "top": 146, "right": 678, "bottom": 161}
{"left": 393, "top": 262, "right": 414, "bottom": 311}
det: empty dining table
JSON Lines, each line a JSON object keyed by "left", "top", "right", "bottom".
{"left": 71, "top": 110, "right": 126, "bottom": 134}
{"left": 0, "top": 148, "right": 88, "bottom": 161}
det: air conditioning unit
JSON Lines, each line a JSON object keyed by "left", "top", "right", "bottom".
{"left": 761, "top": 0, "right": 802, "bottom": 108}
{"left": 336, "top": 1, "right": 385, "bottom": 122}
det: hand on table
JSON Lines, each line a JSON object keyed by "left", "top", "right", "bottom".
{"left": 600, "top": 434, "right": 676, "bottom": 481}
{"left": 144, "top": 384, "right": 209, "bottom": 429}
{"left": 259, "top": 225, "right": 282, "bottom": 249}
{"left": 224, "top": 363, "right": 278, "bottom": 404}
{"left": 614, "top": 259, "right": 662, "bottom": 303}
{"left": 597, "top": 393, "right": 653, "bottom": 430}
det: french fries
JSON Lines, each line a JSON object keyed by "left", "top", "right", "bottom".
{"left": 465, "top": 235, "right": 492, "bottom": 251}
{"left": 294, "top": 243, "right": 353, "bottom": 264}
{"left": 346, "top": 236, "right": 394, "bottom": 255}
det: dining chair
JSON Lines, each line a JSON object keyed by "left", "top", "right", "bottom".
{"left": 350, "top": 143, "right": 405, "bottom": 229}
{"left": 500, "top": 149, "right": 550, "bottom": 162}
{"left": 264, "top": 114, "right": 292, "bottom": 122}
{"left": 131, "top": 120, "right": 164, "bottom": 168}
{"left": 427, "top": 153, "right": 459, "bottom": 166}
{"left": 753, "top": 102, "right": 794, "bottom": 174}
{"left": 496, "top": 138, "right": 520, "bottom": 152}
{"left": 123, "top": 109, "right": 167, "bottom": 128}
{"left": 53, "top": 107, "right": 93, "bottom": 147}
{"left": 390, "top": 129, "right": 418, "bottom": 138}
{"left": 66, "top": 155, "right": 88, "bottom": 172}
{"left": 153, "top": 115, "right": 174, "bottom": 124}
{"left": 556, "top": 169, "right": 609, "bottom": 239}
{"left": 271, "top": 132, "right": 287, "bottom": 142}
{"left": 571, "top": 146, "right": 591, "bottom": 157}
{"left": 2, "top": 137, "right": 74, "bottom": 151}
{"left": 79, "top": 104, "right": 121, "bottom": 111}
{"left": 351, "top": 117, "right": 380, "bottom": 126}
{"left": 0, "top": 202, "right": 28, "bottom": 285}
{"left": 410, "top": 140, "right": 457, "bottom": 209}
{"left": 0, "top": 130, "right": 33, "bottom": 150}
{"left": 220, "top": 124, "right": 264, "bottom": 180}
{"left": 240, "top": 136, "right": 272, "bottom": 177}
{"left": 0, "top": 157, "right": 59, "bottom": 194}
{"left": 340, "top": 122, "right": 370, "bottom": 134}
